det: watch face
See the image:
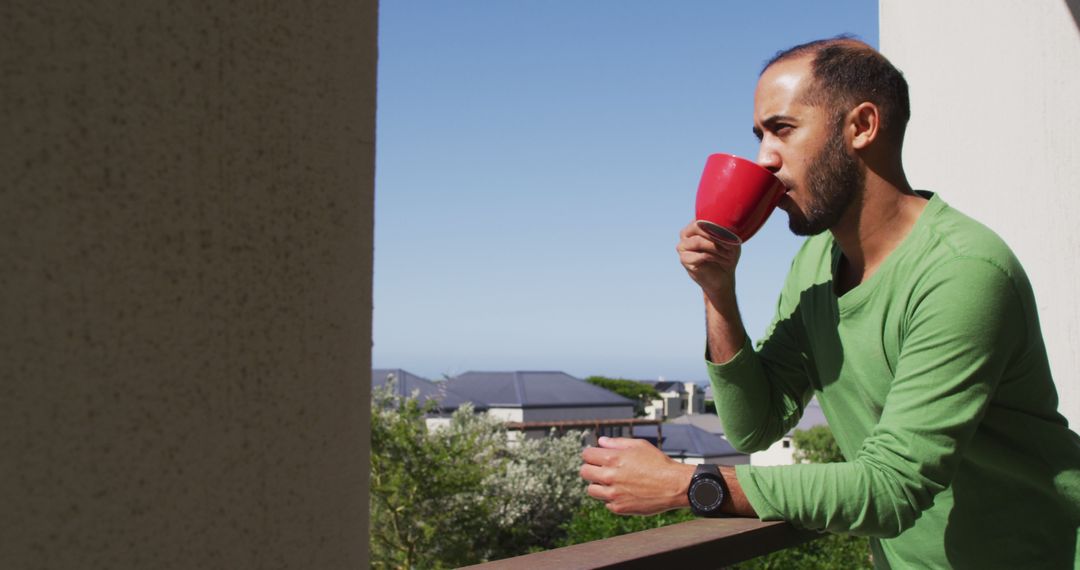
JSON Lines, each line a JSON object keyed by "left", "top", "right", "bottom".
{"left": 691, "top": 479, "right": 724, "bottom": 510}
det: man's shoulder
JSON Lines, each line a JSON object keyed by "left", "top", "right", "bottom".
{"left": 920, "top": 194, "right": 1023, "bottom": 274}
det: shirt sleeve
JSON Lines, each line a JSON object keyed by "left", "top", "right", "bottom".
{"left": 706, "top": 270, "right": 816, "bottom": 453}
{"left": 734, "top": 257, "right": 1024, "bottom": 537}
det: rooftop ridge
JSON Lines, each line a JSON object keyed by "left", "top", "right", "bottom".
{"left": 456, "top": 370, "right": 578, "bottom": 376}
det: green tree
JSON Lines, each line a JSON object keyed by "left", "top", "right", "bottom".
{"left": 792, "top": 425, "right": 844, "bottom": 464}
{"left": 370, "top": 387, "right": 504, "bottom": 569}
{"left": 370, "top": 383, "right": 589, "bottom": 567}
{"left": 585, "top": 376, "right": 659, "bottom": 417}
{"left": 734, "top": 425, "right": 873, "bottom": 569}
{"left": 558, "top": 500, "right": 695, "bottom": 546}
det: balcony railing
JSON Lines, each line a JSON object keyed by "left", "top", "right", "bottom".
{"left": 462, "top": 517, "right": 820, "bottom": 569}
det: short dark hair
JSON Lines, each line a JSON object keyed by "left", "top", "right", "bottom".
{"left": 763, "top": 36, "right": 910, "bottom": 142}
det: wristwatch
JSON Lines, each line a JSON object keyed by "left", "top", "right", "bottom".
{"left": 687, "top": 464, "right": 728, "bottom": 517}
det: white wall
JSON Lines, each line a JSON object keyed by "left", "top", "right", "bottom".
{"left": 425, "top": 417, "right": 454, "bottom": 432}
{"left": 486, "top": 408, "right": 526, "bottom": 423}
{"left": 659, "top": 391, "right": 685, "bottom": 419}
{"left": 684, "top": 382, "right": 706, "bottom": 415}
{"left": 643, "top": 400, "right": 663, "bottom": 420}
{"left": 880, "top": 0, "right": 1080, "bottom": 426}
{"left": 677, "top": 456, "right": 750, "bottom": 466}
{"left": 751, "top": 437, "right": 796, "bottom": 467}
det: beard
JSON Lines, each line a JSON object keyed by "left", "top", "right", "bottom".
{"left": 785, "top": 124, "right": 864, "bottom": 236}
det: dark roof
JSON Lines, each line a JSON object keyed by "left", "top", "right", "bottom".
{"left": 669, "top": 413, "right": 724, "bottom": 434}
{"left": 654, "top": 381, "right": 685, "bottom": 393}
{"left": 371, "top": 368, "right": 481, "bottom": 412}
{"left": 670, "top": 398, "right": 828, "bottom": 436}
{"left": 637, "top": 380, "right": 686, "bottom": 394}
{"left": 446, "top": 371, "right": 636, "bottom": 408}
{"left": 633, "top": 424, "right": 744, "bottom": 459}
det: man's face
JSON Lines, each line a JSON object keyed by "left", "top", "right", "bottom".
{"left": 752, "top": 56, "right": 863, "bottom": 236}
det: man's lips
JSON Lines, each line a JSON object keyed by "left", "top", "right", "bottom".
{"left": 777, "top": 188, "right": 795, "bottom": 210}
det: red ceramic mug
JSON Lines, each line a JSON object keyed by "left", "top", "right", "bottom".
{"left": 695, "top": 153, "right": 786, "bottom": 244}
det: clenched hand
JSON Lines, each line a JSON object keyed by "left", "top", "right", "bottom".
{"left": 579, "top": 436, "right": 695, "bottom": 516}
{"left": 677, "top": 221, "right": 741, "bottom": 298}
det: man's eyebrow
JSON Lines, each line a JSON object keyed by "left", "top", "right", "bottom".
{"left": 761, "top": 114, "right": 796, "bottom": 129}
{"left": 753, "top": 115, "right": 796, "bottom": 141}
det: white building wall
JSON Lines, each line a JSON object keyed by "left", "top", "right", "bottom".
{"left": 659, "top": 391, "right": 684, "bottom": 419}
{"left": 676, "top": 455, "right": 751, "bottom": 467}
{"left": 880, "top": 0, "right": 1080, "bottom": 426}
{"left": 485, "top": 408, "right": 525, "bottom": 423}
{"left": 425, "top": 417, "right": 453, "bottom": 432}
{"left": 751, "top": 437, "right": 797, "bottom": 467}
{"left": 643, "top": 400, "right": 664, "bottom": 420}
{"left": 684, "top": 382, "right": 706, "bottom": 415}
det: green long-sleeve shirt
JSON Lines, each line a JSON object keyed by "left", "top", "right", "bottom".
{"left": 708, "top": 193, "right": 1080, "bottom": 568}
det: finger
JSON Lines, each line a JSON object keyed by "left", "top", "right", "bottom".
{"left": 606, "top": 500, "right": 629, "bottom": 515}
{"left": 579, "top": 464, "right": 612, "bottom": 485}
{"left": 689, "top": 233, "right": 741, "bottom": 255}
{"left": 587, "top": 483, "right": 614, "bottom": 502}
{"left": 680, "top": 248, "right": 726, "bottom": 265}
{"left": 581, "top": 446, "right": 618, "bottom": 466}
{"left": 679, "top": 235, "right": 736, "bottom": 259}
{"left": 680, "top": 251, "right": 728, "bottom": 271}
{"left": 682, "top": 236, "right": 740, "bottom": 261}
{"left": 597, "top": 436, "right": 638, "bottom": 450}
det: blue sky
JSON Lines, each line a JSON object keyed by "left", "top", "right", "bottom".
{"left": 374, "top": 1, "right": 878, "bottom": 382}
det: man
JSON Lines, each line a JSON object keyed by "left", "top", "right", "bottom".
{"left": 580, "top": 37, "right": 1080, "bottom": 568}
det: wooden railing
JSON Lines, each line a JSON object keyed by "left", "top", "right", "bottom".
{"left": 461, "top": 517, "right": 820, "bottom": 569}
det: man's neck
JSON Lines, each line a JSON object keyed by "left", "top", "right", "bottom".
{"left": 830, "top": 169, "right": 927, "bottom": 295}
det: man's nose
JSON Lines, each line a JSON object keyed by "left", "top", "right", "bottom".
{"left": 756, "top": 147, "right": 781, "bottom": 173}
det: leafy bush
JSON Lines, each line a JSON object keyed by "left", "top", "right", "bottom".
{"left": 792, "top": 425, "right": 844, "bottom": 464}
{"left": 558, "top": 499, "right": 695, "bottom": 546}
{"left": 585, "top": 376, "right": 660, "bottom": 417}
{"left": 484, "top": 431, "right": 589, "bottom": 556}
{"left": 733, "top": 531, "right": 873, "bottom": 569}
{"left": 369, "top": 383, "right": 588, "bottom": 568}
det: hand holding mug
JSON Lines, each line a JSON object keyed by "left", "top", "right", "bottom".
{"left": 680, "top": 153, "right": 785, "bottom": 295}
{"left": 677, "top": 221, "right": 741, "bottom": 293}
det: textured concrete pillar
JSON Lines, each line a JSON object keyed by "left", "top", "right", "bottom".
{"left": 1, "top": 1, "right": 375, "bottom": 568}
{"left": 880, "top": 0, "right": 1080, "bottom": 426}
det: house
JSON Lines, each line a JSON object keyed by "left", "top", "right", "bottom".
{"left": 371, "top": 368, "right": 641, "bottom": 440}
{"left": 445, "top": 371, "right": 637, "bottom": 440}
{"left": 670, "top": 398, "right": 829, "bottom": 466}
{"left": 639, "top": 379, "right": 707, "bottom": 420}
{"left": 633, "top": 423, "right": 748, "bottom": 466}
{"left": 372, "top": 368, "right": 478, "bottom": 411}
{"left": 371, "top": 368, "right": 484, "bottom": 431}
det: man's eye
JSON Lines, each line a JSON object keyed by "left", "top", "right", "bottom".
{"left": 775, "top": 125, "right": 793, "bottom": 136}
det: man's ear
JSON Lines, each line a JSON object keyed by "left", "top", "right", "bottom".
{"left": 847, "top": 102, "right": 881, "bottom": 150}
